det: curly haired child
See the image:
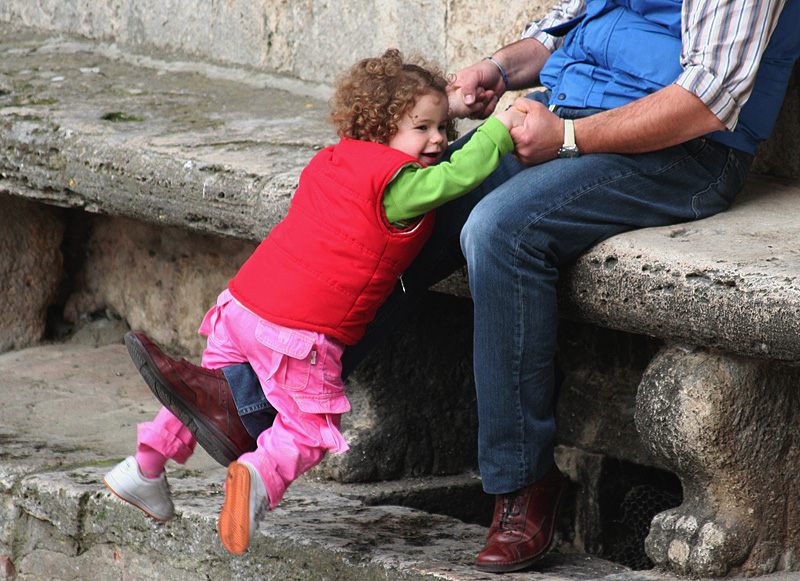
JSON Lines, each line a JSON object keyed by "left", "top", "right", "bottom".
{"left": 104, "top": 48, "right": 526, "bottom": 555}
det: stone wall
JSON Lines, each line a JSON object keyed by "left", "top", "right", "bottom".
{"left": 0, "top": 0, "right": 545, "bottom": 86}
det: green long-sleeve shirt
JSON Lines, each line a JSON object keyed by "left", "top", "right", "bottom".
{"left": 383, "top": 116, "right": 514, "bottom": 225}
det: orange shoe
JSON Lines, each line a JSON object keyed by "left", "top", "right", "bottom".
{"left": 218, "top": 461, "right": 268, "bottom": 554}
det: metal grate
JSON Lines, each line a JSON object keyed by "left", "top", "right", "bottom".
{"left": 599, "top": 463, "right": 683, "bottom": 570}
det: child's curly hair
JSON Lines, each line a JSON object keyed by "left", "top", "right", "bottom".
{"left": 329, "top": 48, "right": 458, "bottom": 144}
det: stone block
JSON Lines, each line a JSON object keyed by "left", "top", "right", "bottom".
{"left": 63, "top": 215, "right": 254, "bottom": 356}
{"left": 0, "top": 194, "right": 64, "bottom": 353}
{"left": 636, "top": 345, "right": 800, "bottom": 576}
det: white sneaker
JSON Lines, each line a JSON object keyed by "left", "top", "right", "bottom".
{"left": 103, "top": 456, "right": 175, "bottom": 521}
{"left": 218, "top": 461, "right": 268, "bottom": 554}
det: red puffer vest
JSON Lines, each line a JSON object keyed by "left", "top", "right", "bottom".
{"left": 229, "top": 139, "right": 435, "bottom": 345}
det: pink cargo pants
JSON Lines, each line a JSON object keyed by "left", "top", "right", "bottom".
{"left": 138, "top": 289, "right": 351, "bottom": 508}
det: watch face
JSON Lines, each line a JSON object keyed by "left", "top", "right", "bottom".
{"left": 558, "top": 146, "right": 580, "bottom": 158}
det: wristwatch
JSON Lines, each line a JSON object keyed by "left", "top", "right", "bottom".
{"left": 558, "top": 119, "right": 580, "bottom": 158}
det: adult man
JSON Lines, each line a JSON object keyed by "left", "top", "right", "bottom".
{"left": 128, "top": 0, "right": 799, "bottom": 572}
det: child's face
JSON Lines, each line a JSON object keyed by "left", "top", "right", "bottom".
{"left": 386, "top": 92, "right": 448, "bottom": 166}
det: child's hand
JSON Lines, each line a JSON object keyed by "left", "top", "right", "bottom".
{"left": 495, "top": 102, "right": 527, "bottom": 131}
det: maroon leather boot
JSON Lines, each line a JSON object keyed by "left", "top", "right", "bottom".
{"left": 125, "top": 331, "right": 257, "bottom": 466}
{"left": 475, "top": 464, "right": 566, "bottom": 573}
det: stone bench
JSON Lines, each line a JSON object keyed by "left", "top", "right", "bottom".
{"left": 559, "top": 178, "right": 800, "bottom": 576}
{"left": 2, "top": 23, "right": 800, "bottom": 578}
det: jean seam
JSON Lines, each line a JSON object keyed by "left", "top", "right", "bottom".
{"left": 511, "top": 272, "right": 528, "bottom": 489}
{"left": 690, "top": 149, "right": 733, "bottom": 219}
{"left": 238, "top": 402, "right": 273, "bottom": 415}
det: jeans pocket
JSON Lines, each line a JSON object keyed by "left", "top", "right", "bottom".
{"left": 691, "top": 188, "right": 732, "bottom": 220}
{"left": 690, "top": 145, "right": 748, "bottom": 220}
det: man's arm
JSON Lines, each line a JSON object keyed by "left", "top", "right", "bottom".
{"left": 509, "top": 84, "right": 726, "bottom": 166}
{"left": 448, "top": 0, "right": 587, "bottom": 118}
{"left": 448, "top": 38, "right": 551, "bottom": 119}
{"left": 576, "top": 85, "right": 726, "bottom": 153}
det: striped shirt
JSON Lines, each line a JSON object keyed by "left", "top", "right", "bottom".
{"left": 521, "top": 0, "right": 788, "bottom": 130}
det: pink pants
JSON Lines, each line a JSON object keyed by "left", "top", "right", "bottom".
{"left": 138, "top": 289, "right": 351, "bottom": 508}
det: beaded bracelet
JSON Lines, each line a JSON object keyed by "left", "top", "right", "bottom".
{"left": 483, "top": 56, "right": 509, "bottom": 91}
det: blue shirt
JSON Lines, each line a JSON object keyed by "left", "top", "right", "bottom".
{"left": 524, "top": 0, "right": 800, "bottom": 153}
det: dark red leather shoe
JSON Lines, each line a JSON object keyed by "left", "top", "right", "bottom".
{"left": 125, "top": 331, "right": 257, "bottom": 466}
{"left": 475, "top": 464, "right": 566, "bottom": 573}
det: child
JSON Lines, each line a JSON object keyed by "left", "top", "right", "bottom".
{"left": 104, "top": 48, "right": 526, "bottom": 554}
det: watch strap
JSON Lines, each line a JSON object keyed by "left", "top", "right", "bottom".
{"left": 558, "top": 118, "right": 580, "bottom": 158}
{"left": 563, "top": 119, "right": 576, "bottom": 149}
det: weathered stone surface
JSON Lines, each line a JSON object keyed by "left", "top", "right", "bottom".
{"left": 0, "top": 194, "right": 64, "bottom": 353}
{"left": 0, "top": 1, "right": 541, "bottom": 86}
{"left": 0, "top": 24, "right": 330, "bottom": 243}
{"left": 63, "top": 215, "right": 254, "bottom": 356}
{"left": 636, "top": 345, "right": 800, "bottom": 577}
{"left": 559, "top": 178, "right": 800, "bottom": 365}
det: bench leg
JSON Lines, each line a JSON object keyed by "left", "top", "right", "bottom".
{"left": 634, "top": 344, "right": 800, "bottom": 576}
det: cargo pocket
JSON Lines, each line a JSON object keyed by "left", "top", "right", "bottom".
{"left": 256, "top": 320, "right": 315, "bottom": 391}
{"left": 255, "top": 320, "right": 350, "bottom": 415}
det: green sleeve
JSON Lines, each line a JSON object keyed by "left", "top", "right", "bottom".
{"left": 383, "top": 116, "right": 515, "bottom": 224}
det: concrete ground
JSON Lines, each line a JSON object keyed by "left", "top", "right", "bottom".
{"left": 0, "top": 336, "right": 799, "bottom": 581}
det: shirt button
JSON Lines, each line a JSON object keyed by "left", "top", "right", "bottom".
{"left": 558, "top": 93, "right": 566, "bottom": 100}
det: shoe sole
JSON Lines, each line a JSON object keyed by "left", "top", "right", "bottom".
{"left": 125, "top": 332, "right": 245, "bottom": 466}
{"left": 219, "top": 462, "right": 253, "bottom": 554}
{"left": 474, "top": 551, "right": 551, "bottom": 573}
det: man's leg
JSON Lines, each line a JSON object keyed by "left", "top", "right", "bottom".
{"left": 222, "top": 363, "right": 278, "bottom": 437}
{"left": 464, "top": 132, "right": 752, "bottom": 571}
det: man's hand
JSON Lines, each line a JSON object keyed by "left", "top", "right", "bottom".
{"left": 508, "top": 98, "right": 564, "bottom": 166}
{"left": 447, "top": 39, "right": 551, "bottom": 120}
{"left": 447, "top": 59, "right": 505, "bottom": 119}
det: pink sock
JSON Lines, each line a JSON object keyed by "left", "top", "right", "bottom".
{"left": 135, "top": 444, "right": 168, "bottom": 479}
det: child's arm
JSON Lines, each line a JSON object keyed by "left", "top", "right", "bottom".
{"left": 383, "top": 115, "right": 516, "bottom": 224}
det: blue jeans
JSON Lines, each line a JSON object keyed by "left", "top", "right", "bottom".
{"left": 226, "top": 91, "right": 753, "bottom": 494}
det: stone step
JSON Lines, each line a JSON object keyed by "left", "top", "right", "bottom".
{"left": 0, "top": 340, "right": 662, "bottom": 580}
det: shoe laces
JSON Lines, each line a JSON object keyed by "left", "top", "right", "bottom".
{"left": 498, "top": 492, "right": 523, "bottom": 532}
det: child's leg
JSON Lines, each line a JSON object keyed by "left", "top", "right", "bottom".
{"left": 104, "top": 406, "right": 196, "bottom": 521}
{"left": 240, "top": 410, "right": 342, "bottom": 507}
{"left": 205, "top": 291, "right": 349, "bottom": 504}
{"left": 218, "top": 410, "right": 341, "bottom": 553}
{"left": 106, "top": 290, "right": 247, "bottom": 519}
{"left": 212, "top": 297, "right": 349, "bottom": 552}
{"left": 136, "top": 406, "right": 197, "bottom": 471}
{"left": 132, "top": 287, "right": 250, "bottom": 470}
